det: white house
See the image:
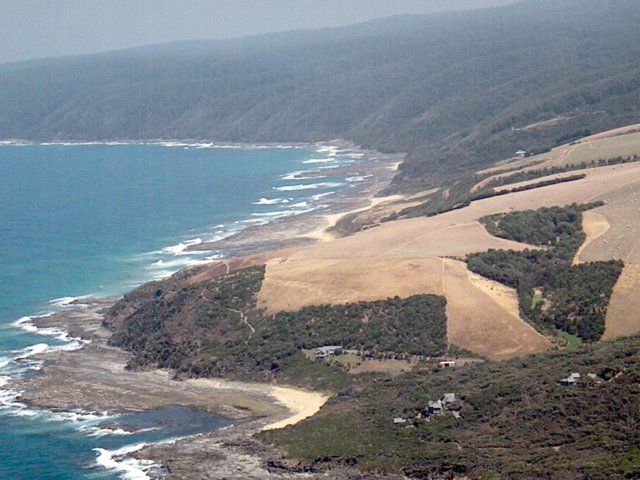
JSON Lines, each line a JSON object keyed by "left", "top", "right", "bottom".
{"left": 427, "top": 400, "right": 443, "bottom": 414}
{"left": 315, "top": 345, "right": 343, "bottom": 359}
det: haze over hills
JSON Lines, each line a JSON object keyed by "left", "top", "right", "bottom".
{"left": 1, "top": 0, "right": 639, "bottom": 190}
{"left": 3, "top": 0, "right": 640, "bottom": 478}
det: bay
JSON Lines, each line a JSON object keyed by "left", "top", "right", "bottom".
{"left": 0, "top": 142, "right": 358, "bottom": 479}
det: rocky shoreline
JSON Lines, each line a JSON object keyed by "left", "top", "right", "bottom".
{"left": 12, "top": 299, "right": 335, "bottom": 478}
{"left": 187, "top": 140, "right": 404, "bottom": 256}
{"left": 10, "top": 141, "right": 407, "bottom": 479}
{"left": 14, "top": 300, "right": 405, "bottom": 479}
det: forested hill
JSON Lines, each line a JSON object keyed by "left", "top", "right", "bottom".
{"left": 1, "top": 0, "right": 640, "bottom": 190}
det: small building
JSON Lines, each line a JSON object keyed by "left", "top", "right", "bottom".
{"left": 515, "top": 149, "right": 527, "bottom": 158}
{"left": 393, "top": 417, "right": 407, "bottom": 424}
{"left": 439, "top": 360, "right": 456, "bottom": 368}
{"left": 427, "top": 400, "right": 443, "bottom": 415}
{"left": 442, "top": 393, "right": 456, "bottom": 404}
{"left": 315, "top": 345, "right": 342, "bottom": 359}
{"left": 560, "top": 377, "right": 576, "bottom": 386}
{"left": 560, "top": 372, "right": 581, "bottom": 386}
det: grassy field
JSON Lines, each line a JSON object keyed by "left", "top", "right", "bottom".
{"left": 556, "top": 329, "right": 583, "bottom": 351}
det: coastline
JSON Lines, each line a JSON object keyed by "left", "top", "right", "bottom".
{"left": 12, "top": 301, "right": 331, "bottom": 479}
{"left": 186, "top": 141, "right": 405, "bottom": 255}
{"left": 4, "top": 139, "right": 405, "bottom": 479}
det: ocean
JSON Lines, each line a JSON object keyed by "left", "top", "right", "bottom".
{"left": 0, "top": 142, "right": 365, "bottom": 479}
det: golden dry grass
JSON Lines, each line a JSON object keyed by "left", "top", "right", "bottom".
{"left": 443, "top": 259, "right": 552, "bottom": 360}
{"left": 258, "top": 257, "right": 446, "bottom": 313}
{"left": 256, "top": 162, "right": 640, "bottom": 357}
{"left": 573, "top": 210, "right": 610, "bottom": 265}
{"left": 602, "top": 264, "right": 640, "bottom": 340}
{"left": 474, "top": 127, "right": 640, "bottom": 191}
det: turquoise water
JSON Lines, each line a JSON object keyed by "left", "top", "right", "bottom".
{"left": 0, "top": 143, "right": 361, "bottom": 479}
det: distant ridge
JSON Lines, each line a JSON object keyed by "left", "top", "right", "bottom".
{"left": 1, "top": 0, "right": 639, "bottom": 190}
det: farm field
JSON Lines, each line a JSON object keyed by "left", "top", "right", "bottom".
{"left": 573, "top": 181, "right": 640, "bottom": 340}
{"left": 475, "top": 127, "right": 640, "bottom": 190}
{"left": 256, "top": 159, "right": 640, "bottom": 358}
{"left": 443, "top": 259, "right": 552, "bottom": 359}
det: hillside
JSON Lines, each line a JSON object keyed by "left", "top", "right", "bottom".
{"left": 104, "top": 265, "right": 450, "bottom": 390}
{"left": 1, "top": 0, "right": 640, "bottom": 190}
{"left": 260, "top": 334, "right": 640, "bottom": 479}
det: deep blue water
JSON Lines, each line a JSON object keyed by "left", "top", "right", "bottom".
{"left": 0, "top": 142, "right": 361, "bottom": 479}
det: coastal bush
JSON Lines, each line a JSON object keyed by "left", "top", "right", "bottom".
{"left": 260, "top": 334, "right": 640, "bottom": 479}
{"left": 467, "top": 204, "right": 623, "bottom": 342}
{"left": 105, "top": 266, "right": 448, "bottom": 389}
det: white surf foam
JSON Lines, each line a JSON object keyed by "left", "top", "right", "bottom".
{"left": 94, "top": 436, "right": 185, "bottom": 480}
{"left": 316, "top": 145, "right": 339, "bottom": 155}
{"left": 84, "top": 426, "right": 159, "bottom": 437}
{"left": 273, "top": 184, "right": 319, "bottom": 191}
{"left": 302, "top": 158, "right": 335, "bottom": 164}
{"left": 48, "top": 296, "right": 80, "bottom": 308}
{"left": 310, "top": 191, "right": 336, "bottom": 200}
{"left": 252, "top": 197, "right": 290, "bottom": 205}
{"left": 273, "top": 182, "right": 343, "bottom": 192}
{"left": 11, "top": 317, "right": 86, "bottom": 351}
{"left": 14, "top": 343, "right": 49, "bottom": 360}
{"left": 281, "top": 170, "right": 326, "bottom": 181}
{"left": 346, "top": 175, "right": 372, "bottom": 183}
{"left": 147, "top": 258, "right": 212, "bottom": 271}
{"left": 161, "top": 238, "right": 203, "bottom": 255}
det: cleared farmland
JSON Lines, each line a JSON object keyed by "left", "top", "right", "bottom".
{"left": 475, "top": 127, "right": 640, "bottom": 191}
{"left": 443, "top": 259, "right": 552, "bottom": 359}
{"left": 254, "top": 158, "right": 640, "bottom": 358}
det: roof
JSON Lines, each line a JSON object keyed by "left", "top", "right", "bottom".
{"left": 315, "top": 345, "right": 342, "bottom": 353}
{"left": 443, "top": 393, "right": 456, "bottom": 403}
{"left": 428, "top": 400, "right": 443, "bottom": 409}
{"left": 570, "top": 372, "right": 581, "bottom": 379}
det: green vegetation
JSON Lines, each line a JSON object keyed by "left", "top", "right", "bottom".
{"left": 556, "top": 329, "right": 583, "bottom": 352}
{"left": 260, "top": 334, "right": 640, "bottom": 479}
{"left": 467, "top": 204, "right": 623, "bottom": 341}
{"left": 105, "top": 267, "right": 448, "bottom": 389}
{"left": 1, "top": 1, "right": 640, "bottom": 191}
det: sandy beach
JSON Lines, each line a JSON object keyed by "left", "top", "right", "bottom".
{"left": 13, "top": 300, "right": 337, "bottom": 479}
{"left": 8, "top": 142, "right": 405, "bottom": 479}
{"left": 7, "top": 141, "right": 408, "bottom": 478}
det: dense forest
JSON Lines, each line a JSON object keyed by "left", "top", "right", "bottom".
{"left": 467, "top": 204, "right": 623, "bottom": 341}
{"left": 1, "top": 0, "right": 640, "bottom": 190}
{"left": 104, "top": 266, "right": 448, "bottom": 389}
